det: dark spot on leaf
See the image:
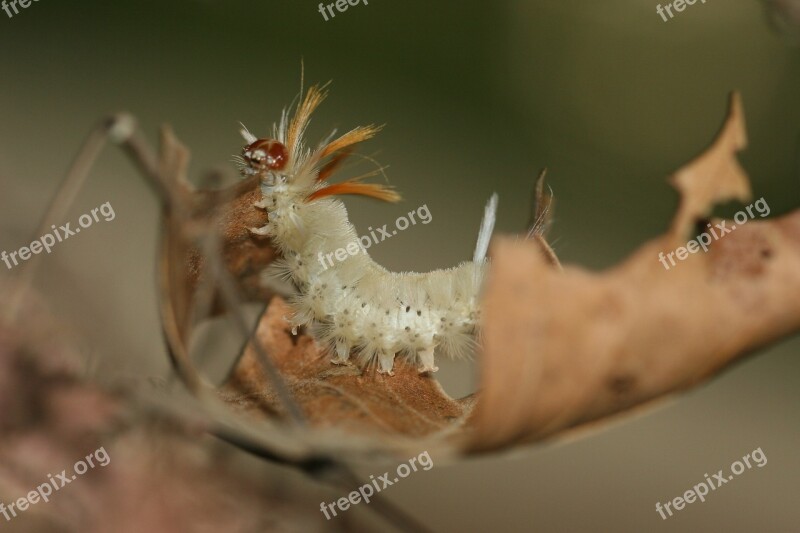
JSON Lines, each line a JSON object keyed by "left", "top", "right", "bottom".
{"left": 608, "top": 374, "right": 635, "bottom": 395}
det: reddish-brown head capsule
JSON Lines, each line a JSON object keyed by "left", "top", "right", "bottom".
{"left": 242, "top": 139, "right": 288, "bottom": 172}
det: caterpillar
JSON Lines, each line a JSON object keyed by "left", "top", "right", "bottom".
{"left": 234, "top": 85, "right": 497, "bottom": 376}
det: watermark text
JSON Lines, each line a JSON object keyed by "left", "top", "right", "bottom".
{"left": 317, "top": 203, "right": 431, "bottom": 271}
{"left": 1, "top": 201, "right": 116, "bottom": 271}
{"left": 659, "top": 197, "right": 769, "bottom": 270}
{"left": 0, "top": 446, "right": 111, "bottom": 522}
{"left": 655, "top": 446, "right": 767, "bottom": 520}
{"left": 320, "top": 450, "right": 433, "bottom": 520}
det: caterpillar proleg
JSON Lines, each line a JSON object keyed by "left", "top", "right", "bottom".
{"left": 236, "top": 85, "right": 497, "bottom": 375}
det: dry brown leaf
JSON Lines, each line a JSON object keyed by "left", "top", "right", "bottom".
{"left": 668, "top": 92, "right": 751, "bottom": 237}
{"left": 221, "top": 297, "right": 471, "bottom": 439}
{"left": 153, "top": 126, "right": 275, "bottom": 394}
{"left": 466, "top": 93, "right": 800, "bottom": 452}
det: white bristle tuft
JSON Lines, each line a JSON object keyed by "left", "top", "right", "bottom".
{"left": 239, "top": 122, "right": 257, "bottom": 144}
{"left": 473, "top": 193, "right": 498, "bottom": 264}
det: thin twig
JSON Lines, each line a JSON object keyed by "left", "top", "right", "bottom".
{"left": 2, "top": 115, "right": 178, "bottom": 323}
{"left": 525, "top": 168, "right": 562, "bottom": 269}
{"left": 211, "top": 254, "right": 306, "bottom": 425}
{"left": 215, "top": 428, "right": 434, "bottom": 533}
{"left": 3, "top": 116, "right": 119, "bottom": 321}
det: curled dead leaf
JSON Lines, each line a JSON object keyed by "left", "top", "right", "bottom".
{"left": 466, "top": 93, "right": 800, "bottom": 452}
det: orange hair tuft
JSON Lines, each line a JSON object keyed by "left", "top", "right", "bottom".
{"left": 307, "top": 180, "right": 401, "bottom": 203}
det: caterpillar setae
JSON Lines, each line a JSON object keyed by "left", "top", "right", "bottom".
{"left": 234, "top": 84, "right": 497, "bottom": 376}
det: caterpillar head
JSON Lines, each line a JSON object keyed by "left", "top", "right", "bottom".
{"left": 234, "top": 122, "right": 290, "bottom": 183}
{"left": 240, "top": 138, "right": 288, "bottom": 175}
{"left": 234, "top": 84, "right": 401, "bottom": 203}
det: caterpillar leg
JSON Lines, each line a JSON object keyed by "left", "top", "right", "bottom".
{"left": 417, "top": 347, "right": 439, "bottom": 374}
{"left": 377, "top": 351, "right": 396, "bottom": 376}
{"left": 249, "top": 225, "right": 270, "bottom": 236}
{"left": 332, "top": 340, "right": 351, "bottom": 365}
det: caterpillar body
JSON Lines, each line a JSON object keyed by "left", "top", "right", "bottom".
{"left": 235, "top": 85, "right": 497, "bottom": 375}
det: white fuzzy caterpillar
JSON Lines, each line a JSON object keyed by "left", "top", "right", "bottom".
{"left": 235, "top": 85, "right": 497, "bottom": 375}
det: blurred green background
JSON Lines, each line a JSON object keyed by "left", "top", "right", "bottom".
{"left": 1, "top": 1, "right": 798, "bottom": 531}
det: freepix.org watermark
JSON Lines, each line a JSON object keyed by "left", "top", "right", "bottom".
{"left": 1, "top": 0, "right": 42, "bottom": 19}
{"left": 658, "top": 197, "right": 770, "bottom": 270}
{"left": 320, "top": 450, "right": 433, "bottom": 520}
{"left": 656, "top": 0, "right": 708, "bottom": 22}
{"left": 655, "top": 447, "right": 767, "bottom": 520}
{"left": 317, "top": 0, "right": 368, "bottom": 22}
{"left": 0, "top": 446, "right": 111, "bottom": 523}
{"left": 317, "top": 203, "right": 432, "bottom": 271}
{"left": 1, "top": 201, "right": 116, "bottom": 271}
